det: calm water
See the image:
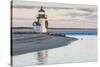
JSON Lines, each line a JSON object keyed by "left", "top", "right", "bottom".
{"left": 12, "top": 29, "right": 97, "bottom": 66}
{"left": 48, "top": 29, "right": 97, "bottom": 35}
{"left": 12, "top": 29, "right": 97, "bottom": 35}
{"left": 13, "top": 35, "right": 97, "bottom": 66}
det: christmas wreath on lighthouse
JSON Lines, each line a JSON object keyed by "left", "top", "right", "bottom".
{"left": 32, "top": 6, "right": 48, "bottom": 33}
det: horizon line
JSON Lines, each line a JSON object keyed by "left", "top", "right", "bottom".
{"left": 11, "top": 27, "right": 97, "bottom": 30}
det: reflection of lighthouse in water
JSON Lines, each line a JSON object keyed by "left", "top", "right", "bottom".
{"left": 37, "top": 51, "right": 48, "bottom": 64}
{"left": 33, "top": 7, "right": 48, "bottom": 33}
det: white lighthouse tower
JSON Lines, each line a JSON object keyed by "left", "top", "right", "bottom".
{"left": 33, "top": 7, "right": 48, "bottom": 33}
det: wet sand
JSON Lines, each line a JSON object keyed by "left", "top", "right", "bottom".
{"left": 12, "top": 33, "right": 78, "bottom": 56}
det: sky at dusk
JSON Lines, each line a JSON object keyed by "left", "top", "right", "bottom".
{"left": 12, "top": 0, "right": 97, "bottom": 28}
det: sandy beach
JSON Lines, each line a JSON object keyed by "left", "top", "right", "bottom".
{"left": 12, "top": 35, "right": 97, "bottom": 66}
{"left": 12, "top": 33, "right": 77, "bottom": 56}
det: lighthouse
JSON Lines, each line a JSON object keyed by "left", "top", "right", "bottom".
{"left": 33, "top": 7, "right": 48, "bottom": 33}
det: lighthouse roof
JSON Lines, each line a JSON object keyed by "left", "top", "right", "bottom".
{"left": 38, "top": 6, "right": 45, "bottom": 12}
{"left": 33, "top": 21, "right": 41, "bottom": 26}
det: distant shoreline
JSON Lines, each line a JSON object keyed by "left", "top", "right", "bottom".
{"left": 11, "top": 27, "right": 97, "bottom": 30}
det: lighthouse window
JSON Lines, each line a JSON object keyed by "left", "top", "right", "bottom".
{"left": 39, "top": 12, "right": 45, "bottom": 14}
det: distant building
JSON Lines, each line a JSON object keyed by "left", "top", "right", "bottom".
{"left": 33, "top": 7, "right": 48, "bottom": 32}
